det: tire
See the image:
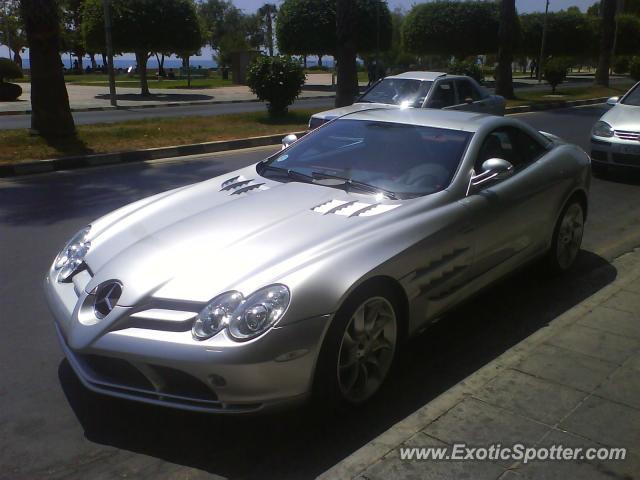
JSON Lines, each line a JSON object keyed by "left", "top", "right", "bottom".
{"left": 312, "top": 284, "right": 400, "bottom": 409}
{"left": 591, "top": 163, "right": 608, "bottom": 179}
{"left": 545, "top": 198, "right": 585, "bottom": 274}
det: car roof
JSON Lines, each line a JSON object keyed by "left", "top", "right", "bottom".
{"left": 387, "top": 71, "right": 448, "bottom": 81}
{"left": 338, "top": 108, "right": 495, "bottom": 133}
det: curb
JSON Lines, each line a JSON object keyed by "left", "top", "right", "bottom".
{"left": 0, "top": 94, "right": 336, "bottom": 117}
{"left": 505, "top": 96, "right": 609, "bottom": 114}
{"left": 0, "top": 131, "right": 307, "bottom": 178}
{"left": 0, "top": 97, "right": 608, "bottom": 178}
{"left": 317, "top": 248, "right": 640, "bottom": 480}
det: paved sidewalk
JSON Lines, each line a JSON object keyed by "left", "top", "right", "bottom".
{"left": 320, "top": 249, "right": 640, "bottom": 480}
{"left": 0, "top": 82, "right": 337, "bottom": 113}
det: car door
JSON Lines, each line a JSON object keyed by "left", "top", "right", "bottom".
{"left": 425, "top": 79, "right": 458, "bottom": 110}
{"left": 463, "top": 126, "right": 551, "bottom": 281}
{"left": 450, "top": 78, "right": 492, "bottom": 114}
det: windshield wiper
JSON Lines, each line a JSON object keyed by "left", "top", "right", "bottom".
{"left": 311, "top": 171, "right": 398, "bottom": 200}
{"left": 259, "top": 164, "right": 314, "bottom": 183}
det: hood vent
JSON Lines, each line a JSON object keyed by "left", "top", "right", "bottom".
{"left": 220, "top": 176, "right": 269, "bottom": 196}
{"left": 312, "top": 199, "right": 401, "bottom": 217}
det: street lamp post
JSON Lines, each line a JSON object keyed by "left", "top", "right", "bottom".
{"left": 102, "top": 0, "right": 117, "bottom": 107}
{"left": 537, "top": 0, "right": 550, "bottom": 83}
{"left": 3, "top": 0, "right": 12, "bottom": 61}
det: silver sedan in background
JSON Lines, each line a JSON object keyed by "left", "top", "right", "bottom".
{"left": 45, "top": 109, "right": 589, "bottom": 414}
{"left": 591, "top": 81, "right": 640, "bottom": 175}
{"left": 308, "top": 71, "right": 506, "bottom": 129}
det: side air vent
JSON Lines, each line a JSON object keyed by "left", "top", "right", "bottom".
{"left": 312, "top": 199, "right": 401, "bottom": 217}
{"left": 220, "top": 176, "right": 269, "bottom": 195}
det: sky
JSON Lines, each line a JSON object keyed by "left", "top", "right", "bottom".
{"left": 231, "top": 0, "right": 596, "bottom": 14}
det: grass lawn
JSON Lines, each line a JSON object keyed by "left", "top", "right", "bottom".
{"left": 0, "top": 109, "right": 314, "bottom": 164}
{"left": 506, "top": 82, "right": 634, "bottom": 107}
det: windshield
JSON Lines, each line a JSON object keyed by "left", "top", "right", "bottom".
{"left": 359, "top": 79, "right": 433, "bottom": 107}
{"left": 622, "top": 83, "right": 640, "bottom": 106}
{"left": 260, "top": 119, "right": 471, "bottom": 198}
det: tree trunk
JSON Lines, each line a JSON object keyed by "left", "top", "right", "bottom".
{"left": 155, "top": 53, "right": 165, "bottom": 76}
{"left": 595, "top": 0, "right": 616, "bottom": 87}
{"left": 101, "top": 52, "right": 107, "bottom": 69}
{"left": 20, "top": 0, "right": 75, "bottom": 137}
{"left": 335, "top": 0, "right": 358, "bottom": 107}
{"left": 317, "top": 55, "right": 323, "bottom": 68}
{"left": 266, "top": 15, "right": 274, "bottom": 56}
{"left": 302, "top": 55, "right": 307, "bottom": 69}
{"left": 89, "top": 53, "right": 97, "bottom": 69}
{"left": 135, "top": 51, "right": 150, "bottom": 96}
{"left": 12, "top": 49, "right": 23, "bottom": 69}
{"left": 495, "top": 0, "right": 516, "bottom": 99}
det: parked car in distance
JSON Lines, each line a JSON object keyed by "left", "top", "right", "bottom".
{"left": 45, "top": 109, "right": 588, "bottom": 415}
{"left": 308, "top": 71, "right": 506, "bottom": 129}
{"left": 590, "top": 81, "right": 640, "bottom": 175}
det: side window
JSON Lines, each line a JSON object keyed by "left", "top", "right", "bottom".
{"left": 428, "top": 80, "right": 456, "bottom": 109}
{"left": 476, "top": 127, "right": 546, "bottom": 173}
{"left": 456, "top": 80, "right": 474, "bottom": 103}
{"left": 475, "top": 129, "right": 515, "bottom": 171}
{"left": 511, "top": 129, "right": 547, "bottom": 166}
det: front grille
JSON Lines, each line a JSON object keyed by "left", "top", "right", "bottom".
{"left": 590, "top": 150, "right": 607, "bottom": 162}
{"left": 79, "top": 354, "right": 153, "bottom": 390}
{"left": 614, "top": 130, "right": 640, "bottom": 141}
{"left": 612, "top": 152, "right": 640, "bottom": 166}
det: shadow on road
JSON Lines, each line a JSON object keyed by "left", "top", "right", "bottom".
{"left": 595, "top": 167, "right": 640, "bottom": 186}
{"left": 95, "top": 93, "right": 214, "bottom": 102}
{"left": 59, "top": 249, "right": 616, "bottom": 480}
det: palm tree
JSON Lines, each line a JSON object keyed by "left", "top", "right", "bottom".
{"left": 595, "top": 0, "right": 617, "bottom": 87}
{"left": 258, "top": 3, "right": 277, "bottom": 56}
{"left": 495, "top": 0, "right": 518, "bottom": 99}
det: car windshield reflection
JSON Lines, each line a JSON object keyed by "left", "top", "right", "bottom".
{"left": 359, "top": 79, "right": 433, "bottom": 108}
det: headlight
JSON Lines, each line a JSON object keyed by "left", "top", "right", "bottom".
{"left": 192, "top": 291, "right": 243, "bottom": 340}
{"left": 592, "top": 121, "right": 614, "bottom": 138}
{"left": 229, "top": 285, "right": 290, "bottom": 341}
{"left": 192, "top": 284, "right": 291, "bottom": 342}
{"left": 54, "top": 226, "right": 91, "bottom": 282}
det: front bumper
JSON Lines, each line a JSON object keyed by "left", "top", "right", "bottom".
{"left": 590, "top": 136, "right": 640, "bottom": 168}
{"left": 45, "top": 272, "right": 331, "bottom": 414}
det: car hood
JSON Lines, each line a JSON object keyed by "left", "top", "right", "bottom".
{"left": 601, "top": 103, "right": 640, "bottom": 131}
{"left": 83, "top": 165, "right": 405, "bottom": 307}
{"left": 311, "top": 102, "right": 399, "bottom": 121}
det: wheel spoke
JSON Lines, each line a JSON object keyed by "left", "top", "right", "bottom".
{"left": 352, "top": 307, "right": 365, "bottom": 335}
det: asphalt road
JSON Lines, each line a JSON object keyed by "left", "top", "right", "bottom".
{"left": 0, "top": 96, "right": 336, "bottom": 130}
{"left": 1, "top": 105, "right": 640, "bottom": 480}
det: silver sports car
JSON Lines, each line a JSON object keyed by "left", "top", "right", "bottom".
{"left": 591, "top": 81, "right": 640, "bottom": 174}
{"left": 308, "top": 71, "right": 506, "bottom": 129}
{"left": 45, "top": 109, "right": 590, "bottom": 414}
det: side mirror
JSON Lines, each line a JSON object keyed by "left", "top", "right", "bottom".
{"left": 281, "top": 134, "right": 298, "bottom": 150}
{"left": 606, "top": 96, "right": 619, "bottom": 106}
{"left": 469, "top": 158, "right": 514, "bottom": 191}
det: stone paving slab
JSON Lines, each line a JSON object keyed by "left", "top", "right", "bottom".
{"left": 318, "top": 249, "right": 640, "bottom": 480}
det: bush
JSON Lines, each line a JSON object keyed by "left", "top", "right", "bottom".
{"left": 613, "top": 57, "right": 630, "bottom": 74}
{"left": 247, "top": 55, "right": 306, "bottom": 116}
{"left": 543, "top": 58, "right": 568, "bottom": 93}
{"left": 0, "top": 58, "right": 22, "bottom": 82}
{"left": 449, "top": 60, "right": 485, "bottom": 84}
{"left": 630, "top": 57, "right": 640, "bottom": 81}
{"left": 0, "top": 58, "right": 23, "bottom": 101}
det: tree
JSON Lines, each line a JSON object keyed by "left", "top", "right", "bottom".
{"left": 258, "top": 3, "right": 277, "bottom": 56}
{"left": 61, "top": 0, "right": 86, "bottom": 73}
{"left": 544, "top": 58, "right": 568, "bottom": 93}
{"left": 518, "top": 10, "right": 597, "bottom": 58}
{"left": 402, "top": 1, "right": 500, "bottom": 58}
{"left": 335, "top": 0, "right": 358, "bottom": 107}
{"left": 595, "top": 0, "right": 617, "bottom": 86}
{"left": 495, "top": 0, "right": 519, "bottom": 99}
{"left": 20, "top": 0, "right": 76, "bottom": 136}
{"left": 0, "top": 1, "right": 27, "bottom": 67}
{"left": 83, "top": 0, "right": 203, "bottom": 95}
{"left": 276, "top": 0, "right": 391, "bottom": 58}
